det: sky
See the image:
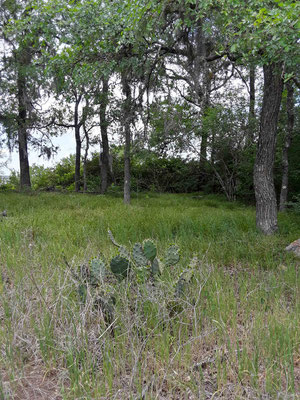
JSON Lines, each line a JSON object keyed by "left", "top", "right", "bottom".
{"left": 0, "top": 131, "right": 99, "bottom": 177}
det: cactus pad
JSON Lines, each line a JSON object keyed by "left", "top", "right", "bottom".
{"left": 143, "top": 240, "right": 157, "bottom": 262}
{"left": 132, "top": 243, "right": 148, "bottom": 267}
{"left": 118, "top": 245, "right": 130, "bottom": 259}
{"left": 175, "top": 268, "right": 194, "bottom": 297}
{"left": 151, "top": 257, "right": 161, "bottom": 276}
{"left": 108, "top": 229, "right": 120, "bottom": 247}
{"left": 90, "top": 257, "right": 107, "bottom": 286}
{"left": 110, "top": 255, "right": 131, "bottom": 279}
{"left": 165, "top": 245, "right": 180, "bottom": 267}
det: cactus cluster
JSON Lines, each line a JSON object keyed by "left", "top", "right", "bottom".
{"left": 72, "top": 231, "right": 195, "bottom": 325}
{"left": 108, "top": 231, "right": 181, "bottom": 280}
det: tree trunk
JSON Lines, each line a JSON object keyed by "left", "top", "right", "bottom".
{"left": 190, "top": 22, "right": 211, "bottom": 188}
{"left": 253, "top": 63, "right": 284, "bottom": 234}
{"left": 99, "top": 78, "right": 111, "bottom": 194}
{"left": 17, "top": 50, "right": 31, "bottom": 190}
{"left": 74, "top": 97, "right": 81, "bottom": 192}
{"left": 122, "top": 75, "right": 132, "bottom": 204}
{"left": 247, "top": 65, "right": 256, "bottom": 143}
{"left": 279, "top": 82, "right": 294, "bottom": 211}
{"left": 83, "top": 126, "right": 89, "bottom": 193}
{"left": 196, "top": 22, "right": 210, "bottom": 170}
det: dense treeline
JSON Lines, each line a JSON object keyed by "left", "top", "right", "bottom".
{"left": 0, "top": 0, "right": 299, "bottom": 233}
{"left": 2, "top": 136, "right": 299, "bottom": 209}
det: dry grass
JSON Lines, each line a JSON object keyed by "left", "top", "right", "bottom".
{"left": 0, "top": 192, "right": 299, "bottom": 399}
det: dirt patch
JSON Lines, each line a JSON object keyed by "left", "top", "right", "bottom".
{"left": 1, "top": 364, "right": 63, "bottom": 400}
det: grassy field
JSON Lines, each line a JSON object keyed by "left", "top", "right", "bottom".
{"left": 0, "top": 192, "right": 299, "bottom": 399}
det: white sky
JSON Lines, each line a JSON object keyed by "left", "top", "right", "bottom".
{"left": 1, "top": 131, "right": 99, "bottom": 176}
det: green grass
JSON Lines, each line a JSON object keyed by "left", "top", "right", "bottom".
{"left": 0, "top": 192, "right": 299, "bottom": 399}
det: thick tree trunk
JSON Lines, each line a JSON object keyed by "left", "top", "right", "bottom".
{"left": 99, "top": 78, "right": 111, "bottom": 194}
{"left": 196, "top": 22, "right": 210, "bottom": 169}
{"left": 254, "top": 63, "right": 284, "bottom": 234}
{"left": 122, "top": 75, "right": 132, "bottom": 204}
{"left": 17, "top": 51, "right": 31, "bottom": 190}
{"left": 279, "top": 82, "right": 294, "bottom": 211}
{"left": 192, "top": 22, "right": 212, "bottom": 187}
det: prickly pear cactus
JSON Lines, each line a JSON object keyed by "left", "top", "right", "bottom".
{"left": 108, "top": 229, "right": 119, "bottom": 247}
{"left": 175, "top": 268, "right": 194, "bottom": 298}
{"left": 165, "top": 245, "right": 180, "bottom": 267}
{"left": 151, "top": 257, "right": 161, "bottom": 276}
{"left": 108, "top": 229, "right": 130, "bottom": 258}
{"left": 118, "top": 245, "right": 130, "bottom": 259}
{"left": 90, "top": 257, "right": 107, "bottom": 286}
{"left": 143, "top": 240, "right": 157, "bottom": 262}
{"left": 110, "top": 255, "right": 131, "bottom": 280}
{"left": 132, "top": 243, "right": 148, "bottom": 268}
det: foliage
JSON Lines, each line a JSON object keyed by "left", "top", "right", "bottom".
{"left": 111, "top": 150, "right": 202, "bottom": 193}
{"left": 1, "top": 0, "right": 299, "bottom": 211}
{"left": 286, "top": 194, "right": 300, "bottom": 214}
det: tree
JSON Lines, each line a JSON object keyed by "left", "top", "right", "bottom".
{"left": 253, "top": 63, "right": 284, "bottom": 233}
{"left": 0, "top": 0, "right": 59, "bottom": 189}
{"left": 98, "top": 77, "right": 113, "bottom": 194}
{"left": 52, "top": 87, "right": 92, "bottom": 192}
{"left": 29, "top": 0, "right": 120, "bottom": 193}
{"left": 279, "top": 81, "right": 295, "bottom": 211}
{"left": 0, "top": 1, "right": 34, "bottom": 189}
{"left": 151, "top": 0, "right": 299, "bottom": 233}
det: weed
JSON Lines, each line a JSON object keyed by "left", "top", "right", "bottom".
{"left": 0, "top": 192, "right": 299, "bottom": 398}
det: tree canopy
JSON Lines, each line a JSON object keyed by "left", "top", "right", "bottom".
{"left": 0, "top": 0, "right": 299, "bottom": 233}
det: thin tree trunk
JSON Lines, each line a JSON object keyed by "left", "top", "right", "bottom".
{"left": 122, "top": 75, "right": 132, "bottom": 204}
{"left": 247, "top": 65, "right": 256, "bottom": 143}
{"left": 279, "top": 82, "right": 294, "bottom": 211}
{"left": 99, "top": 78, "right": 111, "bottom": 194}
{"left": 17, "top": 50, "right": 31, "bottom": 190}
{"left": 254, "top": 63, "right": 284, "bottom": 234}
{"left": 74, "top": 97, "right": 81, "bottom": 192}
{"left": 83, "top": 126, "right": 89, "bottom": 193}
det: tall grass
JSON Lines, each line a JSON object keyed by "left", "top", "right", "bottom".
{"left": 0, "top": 192, "right": 299, "bottom": 399}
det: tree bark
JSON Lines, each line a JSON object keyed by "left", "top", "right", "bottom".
{"left": 253, "top": 63, "right": 284, "bottom": 234}
{"left": 74, "top": 96, "right": 82, "bottom": 192}
{"left": 122, "top": 75, "right": 132, "bottom": 204}
{"left": 279, "top": 82, "right": 294, "bottom": 211}
{"left": 192, "top": 21, "right": 212, "bottom": 186}
{"left": 17, "top": 49, "right": 31, "bottom": 190}
{"left": 99, "top": 78, "right": 111, "bottom": 194}
{"left": 83, "top": 125, "right": 89, "bottom": 193}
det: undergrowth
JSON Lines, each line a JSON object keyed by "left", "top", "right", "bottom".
{"left": 0, "top": 192, "right": 299, "bottom": 399}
